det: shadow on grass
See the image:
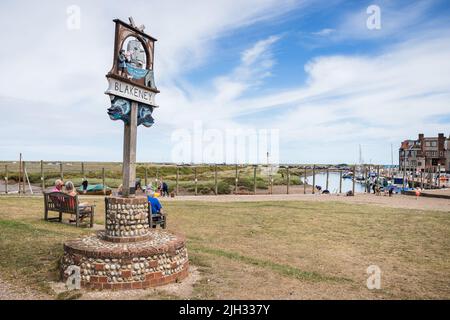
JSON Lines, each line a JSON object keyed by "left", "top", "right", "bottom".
{"left": 189, "top": 245, "right": 352, "bottom": 284}
{"left": 0, "top": 219, "right": 67, "bottom": 296}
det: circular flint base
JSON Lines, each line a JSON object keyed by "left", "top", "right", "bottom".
{"left": 61, "top": 230, "right": 189, "bottom": 290}
{"left": 101, "top": 232, "right": 152, "bottom": 243}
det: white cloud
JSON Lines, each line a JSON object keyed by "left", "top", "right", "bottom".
{"left": 0, "top": 0, "right": 298, "bottom": 161}
{"left": 312, "top": 28, "right": 335, "bottom": 36}
{"left": 241, "top": 35, "right": 280, "bottom": 65}
{"left": 227, "top": 31, "right": 450, "bottom": 163}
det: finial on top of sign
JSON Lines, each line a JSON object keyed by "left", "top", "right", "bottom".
{"left": 128, "top": 17, "right": 136, "bottom": 27}
{"left": 128, "top": 16, "right": 146, "bottom": 32}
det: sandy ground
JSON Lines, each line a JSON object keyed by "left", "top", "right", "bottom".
{"left": 1, "top": 266, "right": 200, "bottom": 301}
{"left": 164, "top": 193, "right": 450, "bottom": 212}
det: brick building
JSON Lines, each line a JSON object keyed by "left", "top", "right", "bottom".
{"left": 399, "top": 133, "right": 450, "bottom": 172}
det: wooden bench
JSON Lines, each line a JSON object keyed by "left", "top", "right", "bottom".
{"left": 44, "top": 192, "right": 95, "bottom": 228}
{"left": 148, "top": 204, "right": 167, "bottom": 229}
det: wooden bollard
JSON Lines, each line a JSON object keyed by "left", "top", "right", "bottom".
{"left": 339, "top": 170, "right": 342, "bottom": 194}
{"left": 326, "top": 168, "right": 329, "bottom": 191}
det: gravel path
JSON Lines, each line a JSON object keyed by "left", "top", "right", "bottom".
{"left": 0, "top": 275, "right": 50, "bottom": 300}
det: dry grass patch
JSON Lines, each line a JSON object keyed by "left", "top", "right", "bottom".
{"left": 0, "top": 197, "right": 449, "bottom": 299}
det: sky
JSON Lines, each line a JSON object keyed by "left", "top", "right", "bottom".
{"left": 0, "top": 0, "right": 449, "bottom": 165}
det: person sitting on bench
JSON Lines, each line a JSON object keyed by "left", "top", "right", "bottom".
{"left": 65, "top": 181, "right": 92, "bottom": 223}
{"left": 135, "top": 178, "right": 142, "bottom": 193}
{"left": 52, "top": 179, "right": 64, "bottom": 192}
{"left": 147, "top": 189, "right": 164, "bottom": 227}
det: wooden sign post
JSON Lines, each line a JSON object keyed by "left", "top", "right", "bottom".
{"left": 105, "top": 18, "right": 159, "bottom": 197}
{"left": 121, "top": 101, "right": 138, "bottom": 197}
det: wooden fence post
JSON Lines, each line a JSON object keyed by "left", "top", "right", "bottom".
{"left": 339, "top": 170, "right": 343, "bottom": 194}
{"left": 253, "top": 165, "right": 257, "bottom": 195}
{"left": 22, "top": 161, "right": 26, "bottom": 194}
{"left": 102, "top": 168, "right": 106, "bottom": 194}
{"left": 215, "top": 165, "right": 218, "bottom": 195}
{"left": 286, "top": 167, "right": 290, "bottom": 194}
{"left": 4, "top": 165, "right": 8, "bottom": 194}
{"left": 235, "top": 164, "right": 238, "bottom": 194}
{"left": 194, "top": 167, "right": 198, "bottom": 196}
{"left": 312, "top": 165, "right": 316, "bottom": 194}
{"left": 269, "top": 166, "right": 273, "bottom": 195}
{"left": 352, "top": 165, "right": 356, "bottom": 195}
{"left": 326, "top": 168, "right": 329, "bottom": 191}
{"left": 60, "top": 162, "right": 64, "bottom": 180}
{"left": 41, "top": 160, "right": 45, "bottom": 192}
{"left": 81, "top": 162, "right": 85, "bottom": 178}
{"left": 303, "top": 167, "right": 307, "bottom": 194}
{"left": 144, "top": 167, "right": 148, "bottom": 188}
{"left": 176, "top": 166, "right": 179, "bottom": 195}
{"left": 19, "top": 153, "right": 22, "bottom": 195}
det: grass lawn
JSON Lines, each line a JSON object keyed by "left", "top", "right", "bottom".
{"left": 0, "top": 196, "right": 449, "bottom": 299}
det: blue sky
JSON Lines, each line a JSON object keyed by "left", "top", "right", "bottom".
{"left": 0, "top": 0, "right": 449, "bottom": 164}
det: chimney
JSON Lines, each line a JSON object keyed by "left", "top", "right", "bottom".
{"left": 418, "top": 133, "right": 424, "bottom": 140}
{"left": 438, "top": 133, "right": 444, "bottom": 138}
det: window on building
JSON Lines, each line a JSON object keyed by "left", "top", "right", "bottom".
{"left": 431, "top": 141, "right": 437, "bottom": 147}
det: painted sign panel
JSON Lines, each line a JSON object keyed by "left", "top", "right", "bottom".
{"left": 105, "top": 78, "right": 157, "bottom": 107}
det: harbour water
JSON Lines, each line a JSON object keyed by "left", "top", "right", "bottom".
{"left": 302, "top": 172, "right": 366, "bottom": 193}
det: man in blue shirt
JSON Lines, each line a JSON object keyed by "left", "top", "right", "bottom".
{"left": 147, "top": 189, "right": 163, "bottom": 215}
